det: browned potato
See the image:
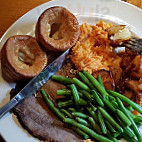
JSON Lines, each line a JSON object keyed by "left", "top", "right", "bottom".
{"left": 109, "top": 66, "right": 122, "bottom": 86}
{"left": 92, "top": 69, "right": 115, "bottom": 90}
{"left": 123, "top": 90, "right": 134, "bottom": 100}
{"left": 127, "top": 55, "right": 142, "bottom": 78}
{"left": 107, "top": 25, "right": 131, "bottom": 44}
{"left": 107, "top": 25, "right": 126, "bottom": 35}
{"left": 125, "top": 80, "right": 142, "bottom": 106}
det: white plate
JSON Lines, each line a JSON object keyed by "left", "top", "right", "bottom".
{"left": 0, "top": 0, "right": 142, "bottom": 142}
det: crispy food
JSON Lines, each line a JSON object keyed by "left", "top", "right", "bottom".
{"left": 125, "top": 80, "right": 142, "bottom": 106}
{"left": 71, "top": 23, "right": 121, "bottom": 74}
{"left": 109, "top": 66, "right": 122, "bottom": 86}
{"left": 92, "top": 69, "right": 115, "bottom": 90}
{"left": 108, "top": 25, "right": 131, "bottom": 44}
{"left": 125, "top": 55, "right": 142, "bottom": 78}
{"left": 123, "top": 90, "right": 134, "bottom": 100}
{"left": 1, "top": 35, "right": 47, "bottom": 82}
{"left": 36, "top": 6, "right": 80, "bottom": 52}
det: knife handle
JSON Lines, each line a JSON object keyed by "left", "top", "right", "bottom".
{"left": 0, "top": 98, "right": 19, "bottom": 119}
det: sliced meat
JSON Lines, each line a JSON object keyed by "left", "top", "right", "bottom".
{"left": 13, "top": 62, "right": 81, "bottom": 141}
{"left": 14, "top": 95, "right": 81, "bottom": 142}
{"left": 92, "top": 69, "right": 115, "bottom": 90}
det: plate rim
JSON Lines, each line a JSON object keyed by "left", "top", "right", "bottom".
{"left": 1, "top": 0, "right": 142, "bottom": 43}
{"left": 0, "top": 0, "right": 142, "bottom": 142}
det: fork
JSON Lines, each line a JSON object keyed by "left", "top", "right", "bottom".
{"left": 124, "top": 36, "right": 142, "bottom": 54}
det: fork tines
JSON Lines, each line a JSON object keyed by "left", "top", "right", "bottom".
{"left": 124, "top": 36, "right": 142, "bottom": 54}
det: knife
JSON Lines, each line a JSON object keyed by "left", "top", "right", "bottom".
{"left": 0, "top": 49, "right": 70, "bottom": 119}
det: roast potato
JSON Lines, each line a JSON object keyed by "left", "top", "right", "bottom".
{"left": 127, "top": 55, "right": 142, "bottom": 78}
{"left": 92, "top": 69, "right": 115, "bottom": 90}
{"left": 109, "top": 66, "right": 122, "bottom": 86}
{"left": 107, "top": 25, "right": 131, "bottom": 44}
{"left": 125, "top": 80, "right": 142, "bottom": 106}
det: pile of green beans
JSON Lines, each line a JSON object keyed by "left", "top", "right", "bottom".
{"left": 40, "top": 71, "right": 142, "bottom": 142}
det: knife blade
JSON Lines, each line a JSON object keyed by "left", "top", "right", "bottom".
{"left": 0, "top": 49, "right": 70, "bottom": 119}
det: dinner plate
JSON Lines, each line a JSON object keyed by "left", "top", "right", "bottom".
{"left": 0, "top": 0, "right": 142, "bottom": 142}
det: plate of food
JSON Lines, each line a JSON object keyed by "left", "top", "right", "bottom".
{"left": 0, "top": 0, "right": 142, "bottom": 142}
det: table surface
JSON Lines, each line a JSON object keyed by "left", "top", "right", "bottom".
{"left": 0, "top": 0, "right": 142, "bottom": 38}
{"left": 0, "top": 0, "right": 141, "bottom": 141}
{"left": 0, "top": 0, "right": 51, "bottom": 38}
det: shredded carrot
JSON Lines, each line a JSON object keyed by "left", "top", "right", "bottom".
{"left": 70, "top": 20, "right": 121, "bottom": 74}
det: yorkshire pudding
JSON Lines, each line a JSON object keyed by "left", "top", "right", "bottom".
{"left": 1, "top": 35, "right": 47, "bottom": 82}
{"left": 36, "top": 6, "right": 80, "bottom": 52}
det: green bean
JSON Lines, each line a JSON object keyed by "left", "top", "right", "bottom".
{"left": 134, "top": 116, "right": 142, "bottom": 122}
{"left": 127, "top": 109, "right": 142, "bottom": 123}
{"left": 87, "top": 107, "right": 98, "bottom": 122}
{"left": 110, "top": 138, "right": 118, "bottom": 142}
{"left": 108, "top": 95, "right": 116, "bottom": 102}
{"left": 121, "top": 134, "right": 138, "bottom": 142}
{"left": 107, "top": 133, "right": 118, "bottom": 142}
{"left": 112, "top": 131, "right": 121, "bottom": 138}
{"left": 57, "top": 89, "right": 71, "bottom": 95}
{"left": 116, "top": 97, "right": 142, "bottom": 142}
{"left": 89, "top": 103, "right": 97, "bottom": 112}
{"left": 136, "top": 121, "right": 142, "bottom": 127}
{"left": 60, "top": 109, "right": 72, "bottom": 118}
{"left": 71, "top": 126, "right": 89, "bottom": 139}
{"left": 105, "top": 120, "right": 116, "bottom": 133}
{"left": 68, "top": 108, "right": 76, "bottom": 112}
{"left": 98, "top": 107, "right": 123, "bottom": 132}
{"left": 126, "top": 109, "right": 136, "bottom": 119}
{"left": 79, "top": 90, "right": 93, "bottom": 101}
{"left": 116, "top": 109, "right": 131, "bottom": 126}
{"left": 72, "top": 112, "right": 88, "bottom": 119}
{"left": 108, "top": 90, "right": 142, "bottom": 114}
{"left": 78, "top": 72, "right": 95, "bottom": 89}
{"left": 97, "top": 111, "right": 107, "bottom": 134}
{"left": 111, "top": 101, "right": 119, "bottom": 108}
{"left": 52, "top": 75, "right": 73, "bottom": 84}
{"left": 126, "top": 106, "right": 133, "bottom": 111}
{"left": 58, "top": 98, "right": 87, "bottom": 108}
{"left": 108, "top": 95, "right": 119, "bottom": 108}
{"left": 73, "top": 78, "right": 90, "bottom": 91}
{"left": 124, "top": 126, "right": 135, "bottom": 138}
{"left": 83, "top": 71, "right": 109, "bottom": 97}
{"left": 69, "top": 84, "right": 80, "bottom": 108}
{"left": 79, "top": 98, "right": 88, "bottom": 106}
{"left": 58, "top": 100, "right": 73, "bottom": 108}
{"left": 76, "top": 117, "right": 92, "bottom": 128}
{"left": 98, "top": 74, "right": 104, "bottom": 88}
{"left": 117, "top": 116, "right": 135, "bottom": 138}
{"left": 92, "top": 90, "right": 104, "bottom": 107}
{"left": 102, "top": 97, "right": 116, "bottom": 112}
{"left": 64, "top": 118, "right": 113, "bottom": 142}
{"left": 41, "top": 89, "right": 65, "bottom": 121}
{"left": 57, "top": 89, "right": 85, "bottom": 98}
{"left": 88, "top": 117, "right": 102, "bottom": 134}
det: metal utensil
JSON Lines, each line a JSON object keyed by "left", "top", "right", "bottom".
{"left": 124, "top": 36, "right": 142, "bottom": 54}
{"left": 0, "top": 49, "right": 70, "bottom": 119}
